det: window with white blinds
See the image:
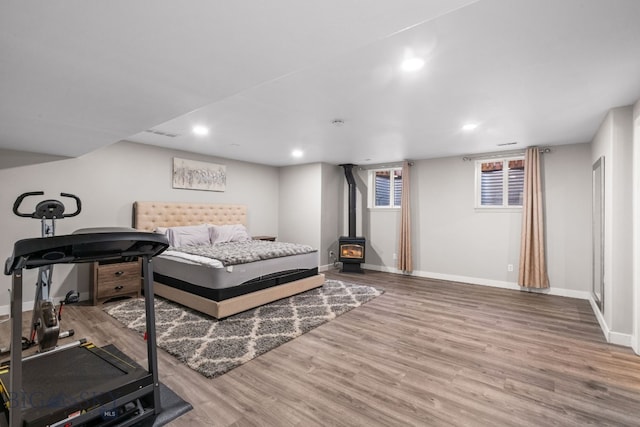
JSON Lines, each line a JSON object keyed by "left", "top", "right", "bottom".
{"left": 476, "top": 157, "right": 524, "bottom": 208}
{"left": 369, "top": 168, "right": 402, "bottom": 208}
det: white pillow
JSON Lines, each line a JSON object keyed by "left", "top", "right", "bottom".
{"left": 166, "top": 224, "right": 211, "bottom": 247}
{"left": 209, "top": 224, "right": 251, "bottom": 244}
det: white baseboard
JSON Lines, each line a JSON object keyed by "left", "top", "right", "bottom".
{"left": 587, "top": 295, "right": 633, "bottom": 347}
{"left": 609, "top": 331, "right": 633, "bottom": 347}
{"left": 318, "top": 264, "right": 332, "bottom": 273}
{"left": 0, "top": 295, "right": 90, "bottom": 317}
{"left": 362, "top": 263, "right": 591, "bottom": 300}
{"left": 588, "top": 294, "right": 609, "bottom": 337}
{"left": 0, "top": 300, "right": 37, "bottom": 317}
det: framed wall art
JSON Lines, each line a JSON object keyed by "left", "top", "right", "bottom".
{"left": 172, "top": 157, "right": 226, "bottom": 192}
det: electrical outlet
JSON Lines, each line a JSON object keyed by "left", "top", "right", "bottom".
{"left": 393, "top": 253, "right": 397, "bottom": 260}
{"left": 329, "top": 250, "right": 335, "bottom": 258}
{"left": 507, "top": 264, "right": 513, "bottom": 272}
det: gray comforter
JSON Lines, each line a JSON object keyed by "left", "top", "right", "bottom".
{"left": 171, "top": 240, "right": 316, "bottom": 266}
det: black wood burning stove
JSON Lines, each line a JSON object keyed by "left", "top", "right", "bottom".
{"left": 339, "top": 164, "right": 365, "bottom": 273}
{"left": 339, "top": 236, "right": 366, "bottom": 273}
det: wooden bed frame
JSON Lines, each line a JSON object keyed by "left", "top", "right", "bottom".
{"left": 133, "top": 201, "right": 325, "bottom": 318}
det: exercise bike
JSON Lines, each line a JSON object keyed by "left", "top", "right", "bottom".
{"left": 3, "top": 191, "right": 81, "bottom": 354}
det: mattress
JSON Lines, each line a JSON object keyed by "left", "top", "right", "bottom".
{"left": 152, "top": 249, "right": 319, "bottom": 301}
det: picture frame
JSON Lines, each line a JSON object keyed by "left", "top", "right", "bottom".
{"left": 172, "top": 157, "right": 226, "bottom": 192}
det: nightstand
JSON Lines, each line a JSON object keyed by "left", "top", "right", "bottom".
{"left": 252, "top": 235, "right": 276, "bottom": 241}
{"left": 90, "top": 259, "right": 141, "bottom": 305}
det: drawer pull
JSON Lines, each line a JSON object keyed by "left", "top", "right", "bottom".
{"left": 114, "top": 285, "right": 124, "bottom": 291}
{"left": 114, "top": 271, "right": 125, "bottom": 277}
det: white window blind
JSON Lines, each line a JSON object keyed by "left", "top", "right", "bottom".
{"left": 375, "top": 173, "right": 391, "bottom": 206}
{"left": 476, "top": 157, "right": 524, "bottom": 208}
{"left": 508, "top": 161, "right": 524, "bottom": 206}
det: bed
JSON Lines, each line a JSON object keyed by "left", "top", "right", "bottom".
{"left": 133, "top": 201, "right": 325, "bottom": 318}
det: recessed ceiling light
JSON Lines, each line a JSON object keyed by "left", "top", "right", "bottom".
{"left": 291, "top": 149, "right": 303, "bottom": 158}
{"left": 462, "top": 123, "right": 478, "bottom": 131}
{"left": 401, "top": 57, "right": 425, "bottom": 72}
{"left": 192, "top": 125, "right": 209, "bottom": 136}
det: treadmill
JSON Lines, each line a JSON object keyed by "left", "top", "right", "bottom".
{"left": 1, "top": 228, "right": 169, "bottom": 427}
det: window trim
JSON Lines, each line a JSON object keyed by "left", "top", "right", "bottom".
{"left": 474, "top": 156, "right": 524, "bottom": 209}
{"left": 368, "top": 167, "right": 402, "bottom": 209}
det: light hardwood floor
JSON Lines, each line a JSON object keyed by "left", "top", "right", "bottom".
{"left": 4, "top": 269, "right": 640, "bottom": 426}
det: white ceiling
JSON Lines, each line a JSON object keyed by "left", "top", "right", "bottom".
{"left": 2, "top": 0, "right": 640, "bottom": 167}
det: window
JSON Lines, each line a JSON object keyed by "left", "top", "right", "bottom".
{"left": 475, "top": 157, "right": 524, "bottom": 208}
{"left": 369, "top": 168, "right": 402, "bottom": 208}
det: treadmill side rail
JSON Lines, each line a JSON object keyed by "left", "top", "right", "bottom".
{"left": 143, "top": 256, "right": 162, "bottom": 413}
{"left": 9, "top": 269, "right": 22, "bottom": 427}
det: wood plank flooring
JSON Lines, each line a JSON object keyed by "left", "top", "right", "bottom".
{"left": 3, "top": 269, "right": 640, "bottom": 426}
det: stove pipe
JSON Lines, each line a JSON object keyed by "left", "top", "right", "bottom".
{"left": 341, "top": 163, "right": 357, "bottom": 238}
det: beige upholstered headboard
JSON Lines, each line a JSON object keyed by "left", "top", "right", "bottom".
{"left": 133, "top": 201, "right": 247, "bottom": 232}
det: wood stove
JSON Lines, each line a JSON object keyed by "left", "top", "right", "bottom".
{"left": 339, "top": 236, "right": 365, "bottom": 273}
{"left": 339, "top": 164, "right": 366, "bottom": 273}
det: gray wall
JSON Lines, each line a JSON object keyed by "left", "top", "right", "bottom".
{"left": 355, "top": 143, "right": 592, "bottom": 294}
{"left": 0, "top": 141, "right": 279, "bottom": 312}
{"left": 320, "top": 163, "right": 341, "bottom": 267}
{"left": 278, "top": 162, "right": 341, "bottom": 268}
{"left": 278, "top": 163, "right": 322, "bottom": 248}
{"left": 544, "top": 143, "right": 593, "bottom": 292}
{"left": 591, "top": 106, "right": 634, "bottom": 335}
{"left": 413, "top": 155, "right": 523, "bottom": 282}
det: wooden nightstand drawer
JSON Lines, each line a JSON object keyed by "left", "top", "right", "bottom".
{"left": 96, "top": 277, "right": 140, "bottom": 299}
{"left": 91, "top": 260, "right": 141, "bottom": 305}
{"left": 97, "top": 261, "right": 140, "bottom": 284}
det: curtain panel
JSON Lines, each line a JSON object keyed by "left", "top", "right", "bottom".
{"left": 518, "top": 147, "right": 549, "bottom": 288}
{"left": 398, "top": 160, "right": 412, "bottom": 272}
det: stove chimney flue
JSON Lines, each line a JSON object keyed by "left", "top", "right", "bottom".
{"left": 338, "top": 163, "right": 365, "bottom": 273}
{"left": 340, "top": 163, "right": 357, "bottom": 238}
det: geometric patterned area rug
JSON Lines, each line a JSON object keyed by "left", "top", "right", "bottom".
{"left": 105, "top": 279, "right": 382, "bottom": 378}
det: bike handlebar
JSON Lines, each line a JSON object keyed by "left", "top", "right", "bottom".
{"left": 12, "top": 192, "right": 45, "bottom": 217}
{"left": 59, "top": 193, "right": 82, "bottom": 217}
{"left": 13, "top": 192, "right": 82, "bottom": 219}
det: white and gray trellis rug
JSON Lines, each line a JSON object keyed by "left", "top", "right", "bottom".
{"left": 105, "top": 279, "right": 382, "bottom": 378}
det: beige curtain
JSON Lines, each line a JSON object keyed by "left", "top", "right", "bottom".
{"left": 398, "top": 160, "right": 412, "bottom": 272}
{"left": 518, "top": 147, "right": 549, "bottom": 288}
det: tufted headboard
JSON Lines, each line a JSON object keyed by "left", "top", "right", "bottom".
{"left": 133, "top": 201, "right": 247, "bottom": 232}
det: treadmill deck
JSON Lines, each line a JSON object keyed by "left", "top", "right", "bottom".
{"left": 1, "top": 343, "right": 153, "bottom": 427}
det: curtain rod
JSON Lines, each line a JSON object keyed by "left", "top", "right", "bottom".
{"left": 462, "top": 147, "right": 551, "bottom": 162}
{"left": 358, "top": 161, "right": 414, "bottom": 170}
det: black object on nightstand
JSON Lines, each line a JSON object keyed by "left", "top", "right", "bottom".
{"left": 252, "top": 235, "right": 276, "bottom": 241}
